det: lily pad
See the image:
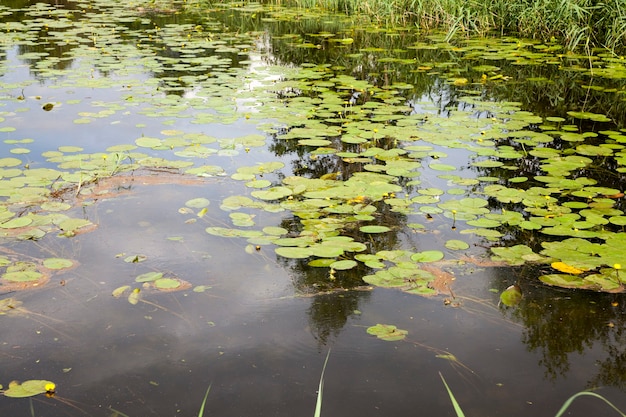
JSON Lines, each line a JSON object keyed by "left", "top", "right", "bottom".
{"left": 500, "top": 285, "right": 522, "bottom": 307}
{"left": 275, "top": 247, "right": 311, "bottom": 259}
{"left": 359, "top": 225, "right": 391, "bottom": 233}
{"left": 4, "top": 380, "right": 56, "bottom": 398}
{"left": 185, "top": 198, "right": 210, "bottom": 208}
{"left": 444, "top": 239, "right": 470, "bottom": 250}
{"left": 330, "top": 260, "right": 358, "bottom": 270}
{"left": 43, "top": 258, "right": 74, "bottom": 270}
{"left": 366, "top": 324, "right": 408, "bottom": 341}
{"left": 154, "top": 278, "right": 182, "bottom": 290}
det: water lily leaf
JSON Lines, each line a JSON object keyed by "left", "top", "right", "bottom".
{"left": 58, "top": 218, "right": 92, "bottom": 233}
{"left": 128, "top": 289, "right": 141, "bottom": 305}
{"left": 609, "top": 216, "right": 626, "bottom": 226}
{"left": 251, "top": 187, "right": 293, "bottom": 201}
{"left": 445, "top": 240, "right": 470, "bottom": 250}
{"left": 43, "top": 258, "right": 74, "bottom": 270}
{"left": 135, "top": 137, "right": 163, "bottom": 148}
{"left": 246, "top": 180, "right": 272, "bottom": 188}
{"left": 429, "top": 163, "right": 456, "bottom": 171}
{"left": 262, "top": 226, "right": 288, "bottom": 236}
{"left": 583, "top": 268, "right": 622, "bottom": 291}
{"left": 275, "top": 247, "right": 311, "bottom": 259}
{"left": 185, "top": 198, "right": 210, "bottom": 208}
{"left": 124, "top": 254, "right": 147, "bottom": 263}
{"left": 363, "top": 271, "right": 407, "bottom": 288}
{"left": 2, "top": 270, "right": 43, "bottom": 282}
{"left": 500, "top": 285, "right": 522, "bottom": 307}
{"left": 0, "top": 217, "right": 32, "bottom": 229}
{"left": 221, "top": 196, "right": 255, "bottom": 211}
{"left": 575, "top": 145, "right": 613, "bottom": 156}
{"left": 112, "top": 286, "right": 131, "bottom": 298}
{"left": 366, "top": 324, "right": 408, "bottom": 341}
{"left": 466, "top": 218, "right": 501, "bottom": 228}
{"left": 154, "top": 278, "right": 182, "bottom": 290}
{"left": 0, "top": 157, "right": 22, "bottom": 167}
{"left": 306, "top": 241, "right": 343, "bottom": 258}
{"left": 539, "top": 274, "right": 586, "bottom": 288}
{"left": 40, "top": 202, "right": 71, "bottom": 212}
{"left": 359, "top": 225, "right": 391, "bottom": 233}
{"left": 330, "top": 260, "right": 357, "bottom": 270}
{"left": 492, "top": 245, "right": 545, "bottom": 266}
{"left": 411, "top": 251, "right": 444, "bottom": 262}
{"left": 298, "top": 139, "right": 332, "bottom": 147}
{"left": 567, "top": 111, "right": 611, "bottom": 122}
{"left": 4, "top": 380, "right": 56, "bottom": 398}
{"left": 309, "top": 259, "right": 336, "bottom": 267}
{"left": 135, "top": 272, "right": 163, "bottom": 282}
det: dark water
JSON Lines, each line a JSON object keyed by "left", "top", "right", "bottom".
{"left": 1, "top": 1, "right": 625, "bottom": 416}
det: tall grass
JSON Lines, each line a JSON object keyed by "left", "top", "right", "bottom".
{"left": 253, "top": 0, "right": 626, "bottom": 52}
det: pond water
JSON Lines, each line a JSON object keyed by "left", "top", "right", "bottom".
{"left": 1, "top": 1, "right": 626, "bottom": 416}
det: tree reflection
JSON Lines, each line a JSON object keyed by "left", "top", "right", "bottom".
{"left": 488, "top": 267, "right": 626, "bottom": 387}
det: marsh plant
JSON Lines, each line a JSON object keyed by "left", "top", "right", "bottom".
{"left": 201, "top": 0, "right": 626, "bottom": 52}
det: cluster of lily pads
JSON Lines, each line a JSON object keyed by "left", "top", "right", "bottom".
{"left": 1, "top": 0, "right": 625, "bottom": 297}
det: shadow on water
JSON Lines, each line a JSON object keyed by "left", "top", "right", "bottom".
{"left": 0, "top": 1, "right": 626, "bottom": 416}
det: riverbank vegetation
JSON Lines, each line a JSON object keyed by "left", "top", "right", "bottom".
{"left": 204, "top": 0, "right": 626, "bottom": 53}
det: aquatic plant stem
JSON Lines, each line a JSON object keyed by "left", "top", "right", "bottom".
{"left": 314, "top": 349, "right": 331, "bottom": 417}
{"left": 198, "top": 384, "right": 211, "bottom": 417}
{"left": 439, "top": 372, "right": 466, "bottom": 417}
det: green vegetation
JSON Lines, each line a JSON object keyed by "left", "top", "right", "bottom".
{"left": 1, "top": 1, "right": 626, "bottom": 415}
{"left": 244, "top": 0, "right": 626, "bottom": 52}
{"left": 441, "top": 373, "right": 626, "bottom": 417}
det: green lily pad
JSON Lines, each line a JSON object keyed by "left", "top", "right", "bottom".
{"left": 4, "top": 380, "right": 56, "bottom": 398}
{"left": 185, "top": 198, "right": 210, "bottom": 208}
{"left": 43, "top": 258, "right": 74, "bottom": 270}
{"left": 0, "top": 217, "right": 32, "bottom": 229}
{"left": 128, "top": 289, "right": 141, "bottom": 305}
{"left": 410, "top": 250, "right": 444, "bottom": 262}
{"left": 366, "top": 324, "right": 408, "bottom": 341}
{"left": 154, "top": 278, "right": 182, "bottom": 290}
{"left": 58, "top": 218, "right": 92, "bottom": 233}
{"left": 112, "top": 286, "right": 131, "bottom": 298}
{"left": 539, "top": 274, "right": 587, "bottom": 288}
{"left": 330, "top": 260, "right": 358, "bottom": 270}
{"left": 500, "top": 285, "right": 522, "bottom": 307}
{"left": 360, "top": 225, "right": 391, "bottom": 233}
{"left": 135, "top": 272, "right": 163, "bottom": 282}
{"left": 251, "top": 187, "right": 293, "bottom": 201}
{"left": 445, "top": 239, "right": 470, "bottom": 250}
{"left": 275, "top": 247, "right": 311, "bottom": 259}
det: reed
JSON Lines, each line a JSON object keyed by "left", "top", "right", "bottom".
{"left": 250, "top": 0, "right": 625, "bottom": 52}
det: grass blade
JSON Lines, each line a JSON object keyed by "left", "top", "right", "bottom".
{"left": 314, "top": 349, "right": 331, "bottom": 417}
{"left": 554, "top": 391, "right": 626, "bottom": 417}
{"left": 107, "top": 408, "right": 132, "bottom": 417}
{"left": 198, "top": 384, "right": 212, "bottom": 417}
{"left": 439, "top": 372, "right": 466, "bottom": 417}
